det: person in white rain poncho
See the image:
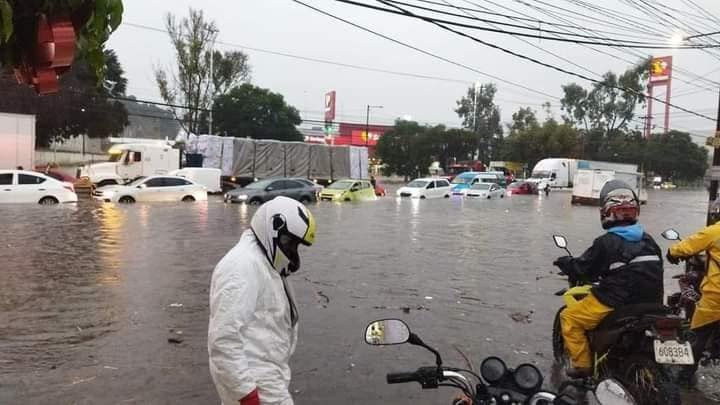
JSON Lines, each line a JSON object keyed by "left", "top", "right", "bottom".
{"left": 208, "top": 196, "right": 316, "bottom": 405}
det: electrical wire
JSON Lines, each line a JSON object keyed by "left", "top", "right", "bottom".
{"left": 333, "top": 0, "right": 720, "bottom": 48}
{"left": 374, "top": 0, "right": 715, "bottom": 121}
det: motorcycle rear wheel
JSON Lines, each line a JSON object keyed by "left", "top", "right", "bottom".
{"left": 617, "top": 355, "right": 680, "bottom": 405}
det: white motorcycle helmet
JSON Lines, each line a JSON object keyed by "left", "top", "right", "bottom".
{"left": 250, "top": 196, "right": 316, "bottom": 276}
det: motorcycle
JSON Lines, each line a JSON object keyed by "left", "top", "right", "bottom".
{"left": 550, "top": 234, "right": 686, "bottom": 405}
{"left": 661, "top": 228, "right": 720, "bottom": 364}
{"left": 364, "top": 318, "right": 636, "bottom": 405}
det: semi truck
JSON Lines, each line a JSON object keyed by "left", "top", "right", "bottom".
{"left": 0, "top": 112, "right": 36, "bottom": 170}
{"left": 528, "top": 158, "right": 638, "bottom": 189}
{"left": 78, "top": 135, "right": 369, "bottom": 187}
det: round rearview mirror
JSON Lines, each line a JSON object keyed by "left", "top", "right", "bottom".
{"left": 553, "top": 235, "right": 568, "bottom": 249}
{"left": 661, "top": 229, "right": 680, "bottom": 241}
{"left": 594, "top": 379, "right": 635, "bottom": 405}
{"left": 365, "top": 319, "right": 410, "bottom": 345}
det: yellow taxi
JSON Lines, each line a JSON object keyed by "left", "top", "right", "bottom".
{"left": 319, "top": 179, "right": 377, "bottom": 202}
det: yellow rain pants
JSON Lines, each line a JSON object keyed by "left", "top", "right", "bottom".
{"left": 560, "top": 293, "right": 614, "bottom": 368}
{"left": 670, "top": 223, "right": 720, "bottom": 330}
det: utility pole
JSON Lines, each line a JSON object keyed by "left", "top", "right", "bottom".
{"left": 365, "top": 105, "right": 383, "bottom": 146}
{"left": 708, "top": 89, "right": 720, "bottom": 225}
{"left": 208, "top": 27, "right": 218, "bottom": 135}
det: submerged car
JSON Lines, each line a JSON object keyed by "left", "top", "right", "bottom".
{"left": 507, "top": 181, "right": 537, "bottom": 195}
{"left": 224, "top": 178, "right": 318, "bottom": 204}
{"left": 396, "top": 178, "right": 451, "bottom": 199}
{"left": 466, "top": 183, "right": 505, "bottom": 199}
{"left": 95, "top": 175, "right": 207, "bottom": 203}
{"left": 0, "top": 170, "right": 78, "bottom": 204}
{"left": 319, "top": 179, "right": 376, "bottom": 202}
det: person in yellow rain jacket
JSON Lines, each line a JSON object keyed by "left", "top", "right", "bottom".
{"left": 667, "top": 200, "right": 720, "bottom": 383}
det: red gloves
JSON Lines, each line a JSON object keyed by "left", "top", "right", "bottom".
{"left": 240, "top": 389, "right": 260, "bottom": 405}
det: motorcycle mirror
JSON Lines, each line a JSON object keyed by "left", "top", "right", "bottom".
{"left": 594, "top": 379, "right": 635, "bottom": 405}
{"left": 661, "top": 229, "right": 680, "bottom": 241}
{"left": 553, "top": 235, "right": 568, "bottom": 249}
{"left": 364, "top": 319, "right": 410, "bottom": 346}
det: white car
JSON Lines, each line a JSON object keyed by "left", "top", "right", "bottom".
{"left": 396, "top": 178, "right": 451, "bottom": 199}
{"left": 466, "top": 183, "right": 505, "bottom": 199}
{"left": 0, "top": 170, "right": 78, "bottom": 204}
{"left": 94, "top": 175, "right": 208, "bottom": 203}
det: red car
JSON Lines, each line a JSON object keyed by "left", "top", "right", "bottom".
{"left": 508, "top": 181, "right": 537, "bottom": 195}
{"left": 34, "top": 167, "right": 77, "bottom": 183}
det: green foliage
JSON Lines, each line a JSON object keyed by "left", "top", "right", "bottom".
{"left": 376, "top": 120, "right": 478, "bottom": 179}
{"left": 155, "top": 8, "right": 250, "bottom": 134}
{"left": 643, "top": 131, "right": 708, "bottom": 181}
{"left": 0, "top": 0, "right": 123, "bottom": 82}
{"left": 212, "top": 83, "right": 302, "bottom": 141}
{"left": 455, "top": 83, "right": 503, "bottom": 162}
{"left": 560, "top": 59, "right": 650, "bottom": 135}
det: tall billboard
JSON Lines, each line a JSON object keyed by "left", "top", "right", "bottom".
{"left": 650, "top": 56, "right": 672, "bottom": 84}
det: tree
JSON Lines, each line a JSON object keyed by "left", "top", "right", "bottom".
{"left": 155, "top": 8, "right": 250, "bottom": 134}
{"left": 455, "top": 83, "right": 503, "bottom": 162}
{"left": 376, "top": 120, "right": 432, "bottom": 180}
{"left": 643, "top": 131, "right": 708, "bottom": 182}
{"left": 0, "top": 0, "right": 123, "bottom": 89}
{"left": 500, "top": 107, "right": 580, "bottom": 169}
{"left": 560, "top": 59, "right": 650, "bottom": 136}
{"left": 212, "top": 84, "right": 302, "bottom": 141}
{"left": 0, "top": 51, "right": 128, "bottom": 146}
{"left": 103, "top": 49, "right": 126, "bottom": 96}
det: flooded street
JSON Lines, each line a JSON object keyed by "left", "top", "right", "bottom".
{"left": 2, "top": 189, "right": 720, "bottom": 404}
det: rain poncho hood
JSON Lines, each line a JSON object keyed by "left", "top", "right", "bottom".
{"left": 608, "top": 223, "right": 644, "bottom": 242}
{"left": 208, "top": 230, "right": 298, "bottom": 405}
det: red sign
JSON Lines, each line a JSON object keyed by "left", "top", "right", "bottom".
{"left": 650, "top": 56, "right": 672, "bottom": 83}
{"left": 351, "top": 130, "right": 380, "bottom": 146}
{"left": 324, "top": 91, "right": 336, "bottom": 122}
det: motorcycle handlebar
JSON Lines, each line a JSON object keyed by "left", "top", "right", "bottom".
{"left": 386, "top": 372, "right": 419, "bottom": 384}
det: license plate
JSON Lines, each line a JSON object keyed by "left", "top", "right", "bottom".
{"left": 653, "top": 340, "right": 694, "bottom": 365}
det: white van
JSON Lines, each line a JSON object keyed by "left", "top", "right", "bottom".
{"left": 170, "top": 168, "right": 222, "bottom": 193}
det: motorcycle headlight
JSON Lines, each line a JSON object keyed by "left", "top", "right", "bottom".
{"left": 480, "top": 356, "right": 507, "bottom": 384}
{"left": 513, "top": 363, "right": 543, "bottom": 392}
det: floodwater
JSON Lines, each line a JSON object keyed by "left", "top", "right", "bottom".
{"left": 1, "top": 188, "right": 719, "bottom": 404}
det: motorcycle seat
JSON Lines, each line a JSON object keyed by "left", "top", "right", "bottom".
{"left": 595, "top": 303, "right": 669, "bottom": 331}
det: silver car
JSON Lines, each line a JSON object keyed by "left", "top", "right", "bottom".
{"left": 224, "top": 178, "right": 318, "bottom": 204}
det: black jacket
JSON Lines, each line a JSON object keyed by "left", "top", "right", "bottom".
{"left": 561, "top": 232, "right": 664, "bottom": 308}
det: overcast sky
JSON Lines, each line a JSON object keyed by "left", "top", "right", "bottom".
{"left": 108, "top": 0, "right": 720, "bottom": 139}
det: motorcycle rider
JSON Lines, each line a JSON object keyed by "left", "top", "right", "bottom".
{"left": 554, "top": 181, "right": 664, "bottom": 378}
{"left": 208, "top": 196, "right": 316, "bottom": 405}
{"left": 667, "top": 199, "right": 720, "bottom": 383}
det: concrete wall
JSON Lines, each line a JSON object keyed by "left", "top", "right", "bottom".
{"left": 35, "top": 149, "right": 106, "bottom": 167}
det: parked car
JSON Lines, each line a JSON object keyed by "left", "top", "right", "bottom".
{"left": 451, "top": 172, "right": 502, "bottom": 195}
{"left": 291, "top": 177, "right": 324, "bottom": 196}
{"left": 396, "top": 178, "right": 451, "bottom": 199}
{"left": 319, "top": 179, "right": 376, "bottom": 202}
{"left": 0, "top": 169, "right": 78, "bottom": 204}
{"left": 34, "top": 166, "right": 77, "bottom": 183}
{"left": 94, "top": 175, "right": 207, "bottom": 203}
{"left": 466, "top": 183, "right": 505, "bottom": 199}
{"left": 224, "top": 178, "right": 317, "bottom": 204}
{"left": 507, "top": 181, "right": 537, "bottom": 195}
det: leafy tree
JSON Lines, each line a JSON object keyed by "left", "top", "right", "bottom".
{"left": 212, "top": 83, "right": 302, "bottom": 141}
{"left": 643, "top": 131, "right": 708, "bottom": 181}
{"left": 0, "top": 51, "right": 128, "bottom": 146}
{"left": 155, "top": 8, "right": 250, "bottom": 134}
{"left": 103, "top": 49, "right": 126, "bottom": 96}
{"left": 500, "top": 109, "right": 579, "bottom": 169}
{"left": 560, "top": 59, "right": 650, "bottom": 136}
{"left": 376, "top": 120, "right": 432, "bottom": 180}
{"left": 455, "top": 83, "right": 503, "bottom": 162}
{"left": 0, "top": 0, "right": 123, "bottom": 83}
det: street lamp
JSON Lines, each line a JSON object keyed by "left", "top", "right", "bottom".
{"left": 366, "top": 105, "right": 383, "bottom": 146}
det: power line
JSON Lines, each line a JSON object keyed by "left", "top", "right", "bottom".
{"left": 333, "top": 0, "right": 720, "bottom": 48}
{"left": 374, "top": 0, "right": 716, "bottom": 121}
{"left": 289, "top": 0, "right": 559, "bottom": 100}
